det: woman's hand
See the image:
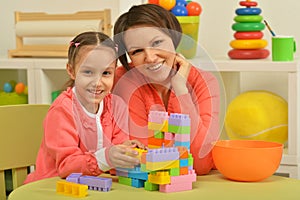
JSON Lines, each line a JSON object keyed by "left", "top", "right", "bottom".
{"left": 170, "top": 53, "right": 191, "bottom": 96}
{"left": 108, "top": 144, "right": 140, "bottom": 168}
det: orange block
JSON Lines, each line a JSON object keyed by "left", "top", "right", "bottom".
{"left": 148, "top": 137, "right": 163, "bottom": 147}
{"left": 177, "top": 146, "right": 188, "bottom": 159}
{"left": 180, "top": 167, "right": 189, "bottom": 175}
{"left": 164, "top": 140, "right": 174, "bottom": 147}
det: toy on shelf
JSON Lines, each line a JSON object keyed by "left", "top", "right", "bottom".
{"left": 228, "top": 0, "right": 270, "bottom": 59}
{"left": 0, "top": 81, "right": 28, "bottom": 105}
{"left": 66, "top": 173, "right": 112, "bottom": 192}
{"left": 116, "top": 111, "right": 196, "bottom": 193}
{"left": 148, "top": 0, "right": 202, "bottom": 59}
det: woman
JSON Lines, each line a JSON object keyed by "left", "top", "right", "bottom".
{"left": 113, "top": 4, "right": 220, "bottom": 175}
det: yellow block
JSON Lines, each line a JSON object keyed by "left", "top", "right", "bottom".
{"left": 148, "top": 171, "right": 171, "bottom": 185}
{"left": 148, "top": 121, "right": 168, "bottom": 132}
{"left": 56, "top": 180, "right": 88, "bottom": 198}
{"left": 146, "top": 160, "right": 179, "bottom": 171}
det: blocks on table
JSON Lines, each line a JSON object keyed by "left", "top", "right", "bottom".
{"left": 66, "top": 173, "right": 112, "bottom": 192}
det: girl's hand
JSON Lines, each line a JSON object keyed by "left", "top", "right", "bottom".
{"left": 108, "top": 144, "right": 140, "bottom": 168}
{"left": 122, "top": 139, "right": 147, "bottom": 150}
{"left": 170, "top": 53, "right": 191, "bottom": 96}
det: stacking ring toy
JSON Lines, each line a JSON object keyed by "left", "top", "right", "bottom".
{"left": 230, "top": 39, "right": 268, "bottom": 49}
{"left": 239, "top": 1, "right": 258, "bottom": 7}
{"left": 236, "top": 8, "right": 261, "bottom": 15}
{"left": 234, "top": 15, "right": 262, "bottom": 23}
{"left": 234, "top": 31, "right": 263, "bottom": 39}
{"left": 228, "top": 49, "right": 270, "bottom": 59}
{"left": 232, "top": 22, "right": 265, "bottom": 31}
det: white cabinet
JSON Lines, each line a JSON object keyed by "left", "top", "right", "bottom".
{"left": 0, "top": 57, "right": 299, "bottom": 178}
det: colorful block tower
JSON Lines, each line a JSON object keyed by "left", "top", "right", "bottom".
{"left": 228, "top": 0, "right": 270, "bottom": 59}
{"left": 116, "top": 111, "right": 196, "bottom": 193}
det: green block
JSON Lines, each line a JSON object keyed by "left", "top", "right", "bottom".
{"left": 154, "top": 131, "right": 164, "bottom": 139}
{"left": 188, "top": 153, "right": 194, "bottom": 166}
{"left": 169, "top": 168, "right": 180, "bottom": 176}
{"left": 118, "top": 176, "right": 132, "bottom": 186}
{"left": 144, "top": 181, "right": 159, "bottom": 191}
{"left": 168, "top": 124, "right": 190, "bottom": 134}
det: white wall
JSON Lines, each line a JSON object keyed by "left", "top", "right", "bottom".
{"left": 1, "top": 0, "right": 299, "bottom": 58}
{"left": 0, "top": 0, "right": 298, "bottom": 100}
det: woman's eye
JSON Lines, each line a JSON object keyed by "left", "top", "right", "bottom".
{"left": 130, "top": 49, "right": 143, "bottom": 55}
{"left": 153, "top": 40, "right": 163, "bottom": 47}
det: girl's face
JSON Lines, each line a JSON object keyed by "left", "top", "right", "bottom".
{"left": 123, "top": 26, "right": 177, "bottom": 84}
{"left": 67, "top": 46, "right": 116, "bottom": 113}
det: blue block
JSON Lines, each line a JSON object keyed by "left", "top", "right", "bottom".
{"left": 131, "top": 178, "right": 145, "bottom": 188}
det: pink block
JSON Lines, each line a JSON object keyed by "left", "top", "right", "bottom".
{"left": 170, "top": 170, "right": 196, "bottom": 184}
{"left": 159, "top": 182, "right": 193, "bottom": 193}
{"left": 174, "top": 134, "right": 190, "bottom": 142}
{"left": 164, "top": 132, "right": 174, "bottom": 140}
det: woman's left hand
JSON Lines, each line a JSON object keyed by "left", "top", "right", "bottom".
{"left": 170, "top": 53, "right": 191, "bottom": 96}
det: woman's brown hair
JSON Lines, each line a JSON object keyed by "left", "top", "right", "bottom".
{"left": 113, "top": 4, "right": 182, "bottom": 70}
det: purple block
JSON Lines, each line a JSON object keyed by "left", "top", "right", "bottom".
{"left": 146, "top": 147, "right": 179, "bottom": 162}
{"left": 66, "top": 173, "right": 82, "bottom": 183}
{"left": 168, "top": 113, "right": 190, "bottom": 126}
{"left": 148, "top": 111, "right": 168, "bottom": 123}
{"left": 79, "top": 175, "right": 112, "bottom": 192}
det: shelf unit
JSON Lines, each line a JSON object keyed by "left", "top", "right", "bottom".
{"left": 0, "top": 57, "right": 299, "bottom": 178}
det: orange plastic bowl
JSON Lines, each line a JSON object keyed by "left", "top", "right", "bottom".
{"left": 212, "top": 140, "right": 283, "bottom": 182}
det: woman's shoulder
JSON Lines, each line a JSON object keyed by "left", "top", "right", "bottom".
{"left": 189, "top": 65, "right": 217, "bottom": 82}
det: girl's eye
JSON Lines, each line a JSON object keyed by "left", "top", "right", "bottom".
{"left": 82, "top": 70, "right": 92, "bottom": 75}
{"left": 103, "top": 70, "right": 113, "bottom": 76}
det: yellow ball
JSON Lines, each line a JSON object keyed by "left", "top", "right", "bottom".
{"left": 225, "top": 90, "right": 288, "bottom": 144}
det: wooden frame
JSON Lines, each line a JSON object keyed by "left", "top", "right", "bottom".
{"left": 8, "top": 10, "right": 112, "bottom": 58}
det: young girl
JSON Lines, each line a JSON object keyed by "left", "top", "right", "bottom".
{"left": 25, "top": 31, "right": 144, "bottom": 183}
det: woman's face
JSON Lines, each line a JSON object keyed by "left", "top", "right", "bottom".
{"left": 123, "top": 26, "right": 177, "bottom": 83}
{"left": 68, "top": 46, "right": 116, "bottom": 113}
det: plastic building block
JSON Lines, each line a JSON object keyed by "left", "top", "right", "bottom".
{"left": 159, "top": 182, "right": 193, "bottom": 193}
{"left": 170, "top": 170, "right": 197, "bottom": 184}
{"left": 174, "top": 133, "right": 190, "bottom": 142}
{"left": 148, "top": 111, "right": 168, "bottom": 123}
{"left": 146, "top": 147, "right": 179, "bottom": 162}
{"left": 168, "top": 124, "right": 190, "bottom": 134}
{"left": 146, "top": 160, "right": 179, "bottom": 171}
{"left": 168, "top": 113, "right": 190, "bottom": 126}
{"left": 66, "top": 173, "right": 112, "bottom": 192}
{"left": 56, "top": 180, "right": 88, "bottom": 197}
{"left": 148, "top": 171, "right": 171, "bottom": 185}
{"left": 131, "top": 178, "right": 145, "bottom": 188}
{"left": 148, "top": 121, "right": 168, "bottom": 132}
{"left": 79, "top": 175, "right": 112, "bottom": 192}
{"left": 164, "top": 132, "right": 174, "bottom": 140}
{"left": 144, "top": 181, "right": 159, "bottom": 191}
{"left": 118, "top": 176, "right": 132, "bottom": 186}
{"left": 66, "top": 172, "right": 82, "bottom": 183}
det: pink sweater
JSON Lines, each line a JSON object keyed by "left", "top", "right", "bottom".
{"left": 113, "top": 65, "right": 220, "bottom": 175}
{"left": 25, "top": 88, "right": 129, "bottom": 183}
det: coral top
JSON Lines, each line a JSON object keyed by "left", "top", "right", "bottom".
{"left": 113, "top": 65, "right": 220, "bottom": 175}
{"left": 25, "top": 87, "right": 129, "bottom": 183}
